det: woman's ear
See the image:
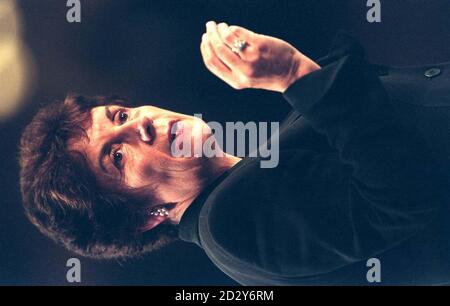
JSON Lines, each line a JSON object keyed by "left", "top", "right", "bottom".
{"left": 140, "top": 214, "right": 167, "bottom": 232}
{"left": 139, "top": 203, "right": 176, "bottom": 232}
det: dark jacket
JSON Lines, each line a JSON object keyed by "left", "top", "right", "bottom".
{"left": 178, "top": 33, "right": 450, "bottom": 285}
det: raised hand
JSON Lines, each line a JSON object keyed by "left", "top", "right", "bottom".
{"left": 200, "top": 21, "right": 321, "bottom": 93}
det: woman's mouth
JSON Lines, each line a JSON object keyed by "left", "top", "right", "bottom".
{"left": 168, "top": 119, "right": 207, "bottom": 155}
{"left": 168, "top": 119, "right": 182, "bottom": 147}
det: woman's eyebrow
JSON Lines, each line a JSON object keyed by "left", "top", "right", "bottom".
{"left": 98, "top": 143, "right": 111, "bottom": 175}
{"left": 97, "top": 106, "right": 114, "bottom": 175}
{"left": 105, "top": 105, "right": 113, "bottom": 121}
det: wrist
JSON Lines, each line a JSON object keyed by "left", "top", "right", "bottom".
{"left": 281, "top": 51, "right": 321, "bottom": 93}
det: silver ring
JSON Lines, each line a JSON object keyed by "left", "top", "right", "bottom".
{"left": 232, "top": 39, "right": 247, "bottom": 54}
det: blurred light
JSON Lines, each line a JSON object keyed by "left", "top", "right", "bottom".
{"left": 0, "top": 0, "right": 35, "bottom": 121}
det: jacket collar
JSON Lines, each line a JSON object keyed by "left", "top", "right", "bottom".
{"left": 178, "top": 158, "right": 248, "bottom": 247}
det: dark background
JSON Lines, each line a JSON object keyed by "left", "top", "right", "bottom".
{"left": 1, "top": 0, "right": 449, "bottom": 285}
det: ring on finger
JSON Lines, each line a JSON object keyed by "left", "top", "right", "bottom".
{"left": 231, "top": 38, "right": 247, "bottom": 54}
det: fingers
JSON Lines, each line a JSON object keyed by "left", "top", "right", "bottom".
{"left": 200, "top": 36, "right": 245, "bottom": 89}
{"left": 206, "top": 21, "right": 246, "bottom": 69}
{"left": 200, "top": 21, "right": 259, "bottom": 90}
{"left": 218, "top": 23, "right": 259, "bottom": 62}
{"left": 200, "top": 33, "right": 231, "bottom": 79}
{"left": 217, "top": 22, "right": 238, "bottom": 50}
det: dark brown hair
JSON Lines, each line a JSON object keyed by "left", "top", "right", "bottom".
{"left": 19, "top": 94, "right": 178, "bottom": 259}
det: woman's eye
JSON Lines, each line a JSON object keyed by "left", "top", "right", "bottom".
{"left": 114, "top": 110, "right": 128, "bottom": 125}
{"left": 112, "top": 150, "right": 123, "bottom": 168}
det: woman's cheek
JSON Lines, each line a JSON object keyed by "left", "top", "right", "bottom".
{"left": 129, "top": 147, "right": 162, "bottom": 188}
{"left": 123, "top": 145, "right": 145, "bottom": 187}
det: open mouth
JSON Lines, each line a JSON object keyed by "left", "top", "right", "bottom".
{"left": 146, "top": 126, "right": 154, "bottom": 143}
{"left": 168, "top": 119, "right": 181, "bottom": 146}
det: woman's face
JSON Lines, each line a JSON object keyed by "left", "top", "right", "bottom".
{"left": 70, "top": 104, "right": 219, "bottom": 209}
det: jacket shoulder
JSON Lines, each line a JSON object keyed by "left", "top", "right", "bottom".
{"left": 379, "top": 61, "right": 450, "bottom": 107}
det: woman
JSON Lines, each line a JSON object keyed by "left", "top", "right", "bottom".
{"left": 19, "top": 22, "right": 448, "bottom": 285}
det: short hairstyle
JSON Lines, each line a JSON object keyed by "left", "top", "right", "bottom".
{"left": 19, "top": 94, "right": 178, "bottom": 259}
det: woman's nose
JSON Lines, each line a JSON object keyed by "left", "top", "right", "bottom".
{"left": 137, "top": 116, "right": 154, "bottom": 143}
{"left": 138, "top": 120, "right": 152, "bottom": 142}
{"left": 120, "top": 116, "right": 154, "bottom": 144}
